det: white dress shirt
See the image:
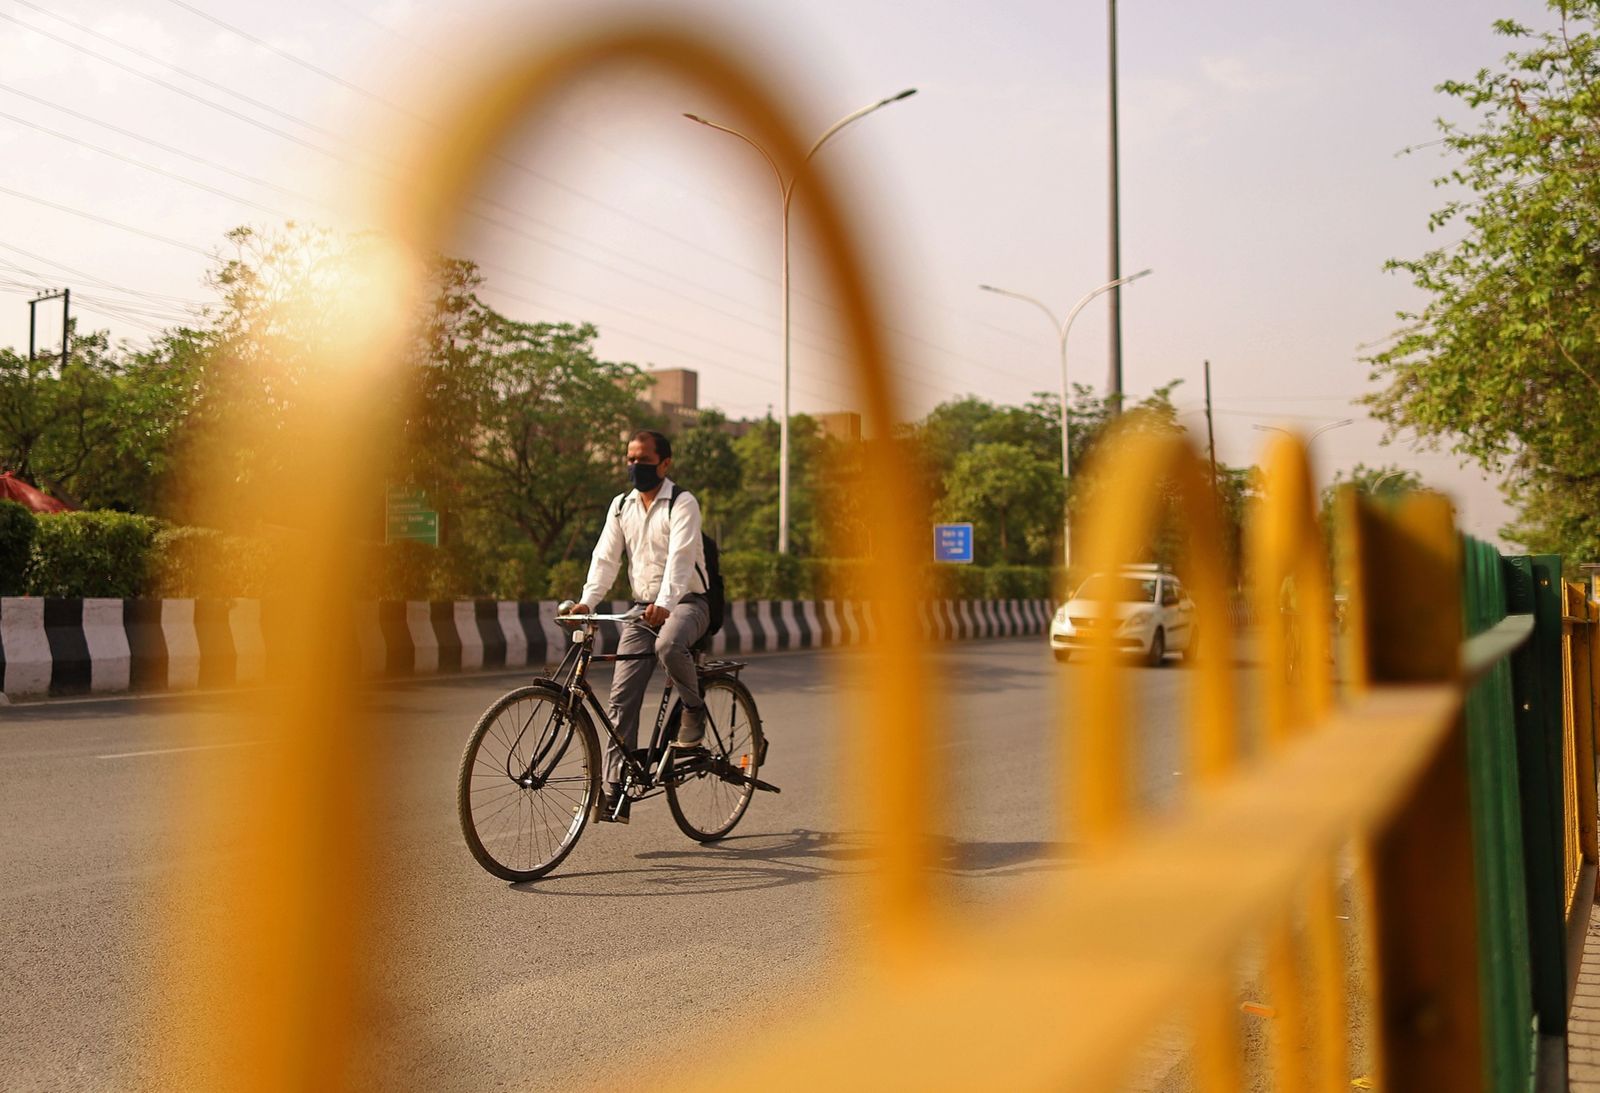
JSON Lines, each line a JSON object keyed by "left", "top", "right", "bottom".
{"left": 580, "top": 479, "right": 708, "bottom": 611}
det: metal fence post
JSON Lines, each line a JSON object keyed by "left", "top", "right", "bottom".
{"left": 1463, "top": 537, "right": 1538, "bottom": 1091}
{"left": 1506, "top": 555, "right": 1570, "bottom": 1051}
{"left": 1341, "top": 489, "right": 1484, "bottom": 1091}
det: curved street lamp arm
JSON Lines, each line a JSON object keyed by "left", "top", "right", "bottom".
{"left": 1252, "top": 418, "right": 1354, "bottom": 442}
{"left": 977, "top": 283, "right": 1062, "bottom": 335}
{"left": 1309, "top": 418, "right": 1355, "bottom": 442}
{"left": 682, "top": 113, "right": 786, "bottom": 195}
{"left": 804, "top": 88, "right": 918, "bottom": 166}
{"left": 1063, "top": 268, "right": 1153, "bottom": 330}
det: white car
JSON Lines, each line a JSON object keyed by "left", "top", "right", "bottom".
{"left": 1049, "top": 566, "right": 1197, "bottom": 666}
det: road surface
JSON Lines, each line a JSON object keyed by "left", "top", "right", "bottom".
{"left": 1, "top": 638, "right": 1214, "bottom": 1090}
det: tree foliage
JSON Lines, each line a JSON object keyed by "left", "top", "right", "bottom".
{"left": 0, "top": 220, "right": 1264, "bottom": 585}
{"left": 1368, "top": 3, "right": 1600, "bottom": 556}
{"left": 937, "top": 441, "right": 1064, "bottom": 563}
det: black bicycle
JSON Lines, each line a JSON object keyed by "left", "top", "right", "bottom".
{"left": 457, "top": 606, "right": 778, "bottom": 882}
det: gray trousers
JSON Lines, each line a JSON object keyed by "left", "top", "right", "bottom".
{"left": 604, "top": 594, "right": 709, "bottom": 788}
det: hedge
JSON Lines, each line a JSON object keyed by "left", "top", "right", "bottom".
{"left": 1, "top": 508, "right": 1057, "bottom": 603}
{"left": 0, "top": 501, "right": 35, "bottom": 596}
{"left": 721, "top": 554, "right": 1050, "bottom": 602}
{"left": 27, "top": 511, "right": 164, "bottom": 598}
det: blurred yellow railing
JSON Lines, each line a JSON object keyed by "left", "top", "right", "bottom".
{"left": 146, "top": 15, "right": 1600, "bottom": 1092}
{"left": 1561, "top": 585, "right": 1597, "bottom": 922}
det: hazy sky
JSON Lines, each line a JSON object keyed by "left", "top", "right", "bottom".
{"left": 0, "top": 0, "right": 1559, "bottom": 543}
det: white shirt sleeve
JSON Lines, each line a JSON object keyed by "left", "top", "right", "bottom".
{"left": 580, "top": 496, "right": 626, "bottom": 609}
{"left": 656, "top": 490, "right": 703, "bottom": 611}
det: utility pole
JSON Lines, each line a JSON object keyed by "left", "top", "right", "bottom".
{"left": 1106, "top": 0, "right": 1124, "bottom": 414}
{"left": 28, "top": 289, "right": 70, "bottom": 368}
{"left": 1203, "top": 359, "right": 1218, "bottom": 493}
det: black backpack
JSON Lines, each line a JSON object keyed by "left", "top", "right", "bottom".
{"left": 611, "top": 488, "right": 725, "bottom": 636}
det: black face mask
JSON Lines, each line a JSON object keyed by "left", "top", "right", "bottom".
{"left": 628, "top": 461, "right": 663, "bottom": 492}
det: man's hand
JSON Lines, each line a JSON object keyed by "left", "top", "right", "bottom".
{"left": 569, "top": 603, "right": 591, "bottom": 615}
{"left": 642, "top": 604, "right": 671, "bottom": 627}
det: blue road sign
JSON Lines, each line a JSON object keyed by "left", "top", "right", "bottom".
{"left": 933, "top": 523, "right": 974, "bottom": 564}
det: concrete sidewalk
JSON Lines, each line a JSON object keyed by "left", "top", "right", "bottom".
{"left": 1572, "top": 902, "right": 1600, "bottom": 1088}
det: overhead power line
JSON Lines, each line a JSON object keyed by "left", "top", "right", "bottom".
{"left": 0, "top": 109, "right": 282, "bottom": 217}
{"left": 148, "top": 0, "right": 1022, "bottom": 384}
{"left": 0, "top": 184, "right": 212, "bottom": 256}
{"left": 0, "top": 243, "right": 207, "bottom": 308}
{"left": 0, "top": 82, "right": 339, "bottom": 214}
{"left": 0, "top": 11, "right": 367, "bottom": 168}
{"left": 2, "top": 8, "right": 1021, "bottom": 408}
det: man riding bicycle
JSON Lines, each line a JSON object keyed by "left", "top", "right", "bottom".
{"left": 569, "top": 429, "right": 710, "bottom": 824}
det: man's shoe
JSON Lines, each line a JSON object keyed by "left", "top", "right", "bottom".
{"left": 595, "top": 789, "right": 630, "bottom": 825}
{"left": 673, "top": 703, "right": 707, "bottom": 749}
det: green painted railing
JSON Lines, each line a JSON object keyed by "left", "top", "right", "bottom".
{"left": 1462, "top": 542, "right": 1598, "bottom": 1090}
{"left": 1463, "top": 538, "right": 1538, "bottom": 1091}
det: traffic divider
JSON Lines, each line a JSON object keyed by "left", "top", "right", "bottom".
{"left": 0, "top": 595, "right": 1055, "bottom": 700}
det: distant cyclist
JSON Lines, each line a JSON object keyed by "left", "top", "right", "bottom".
{"left": 569, "top": 429, "right": 711, "bottom": 823}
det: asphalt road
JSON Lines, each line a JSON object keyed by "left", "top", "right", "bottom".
{"left": 1, "top": 638, "right": 1210, "bottom": 1091}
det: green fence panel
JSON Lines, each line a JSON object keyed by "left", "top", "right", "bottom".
{"left": 1463, "top": 536, "right": 1537, "bottom": 1091}
{"left": 1505, "top": 554, "right": 1570, "bottom": 1039}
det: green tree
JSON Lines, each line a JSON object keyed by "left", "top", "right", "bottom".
{"left": 936, "top": 441, "right": 1064, "bottom": 564}
{"left": 433, "top": 315, "right": 652, "bottom": 561}
{"left": 672, "top": 409, "right": 742, "bottom": 541}
{"left": 719, "top": 415, "right": 823, "bottom": 554}
{"left": 1367, "top": 5, "right": 1600, "bottom": 558}
{"left": 0, "top": 345, "right": 70, "bottom": 489}
{"left": 0, "top": 325, "right": 195, "bottom": 512}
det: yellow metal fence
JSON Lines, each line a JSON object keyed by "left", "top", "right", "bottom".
{"left": 142, "top": 17, "right": 1600, "bottom": 1091}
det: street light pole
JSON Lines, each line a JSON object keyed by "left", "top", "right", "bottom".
{"left": 978, "top": 268, "right": 1152, "bottom": 566}
{"left": 1107, "top": 0, "right": 1124, "bottom": 413}
{"left": 685, "top": 88, "right": 917, "bottom": 555}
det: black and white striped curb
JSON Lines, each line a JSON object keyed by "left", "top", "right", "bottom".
{"left": 0, "top": 597, "right": 1052, "bottom": 700}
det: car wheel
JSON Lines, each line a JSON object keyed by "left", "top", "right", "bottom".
{"left": 1053, "top": 649, "right": 1072, "bottom": 663}
{"left": 1146, "top": 628, "right": 1166, "bottom": 667}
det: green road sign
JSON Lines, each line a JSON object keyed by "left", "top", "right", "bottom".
{"left": 386, "top": 487, "right": 429, "bottom": 514}
{"left": 386, "top": 487, "right": 438, "bottom": 545}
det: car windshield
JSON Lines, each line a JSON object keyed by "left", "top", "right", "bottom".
{"left": 1074, "top": 575, "right": 1158, "bottom": 603}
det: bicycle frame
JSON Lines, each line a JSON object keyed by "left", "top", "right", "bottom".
{"left": 546, "top": 617, "right": 735, "bottom": 798}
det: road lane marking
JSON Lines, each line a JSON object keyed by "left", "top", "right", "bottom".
{"left": 97, "top": 740, "right": 265, "bottom": 760}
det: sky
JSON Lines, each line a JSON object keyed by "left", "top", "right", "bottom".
{"left": 0, "top": 0, "right": 1560, "bottom": 544}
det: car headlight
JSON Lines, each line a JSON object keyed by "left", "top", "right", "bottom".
{"left": 1055, "top": 606, "right": 1069, "bottom": 622}
{"left": 1123, "top": 611, "right": 1152, "bottom": 628}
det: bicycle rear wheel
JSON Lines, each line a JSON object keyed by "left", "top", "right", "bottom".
{"left": 666, "top": 676, "right": 764, "bottom": 842}
{"left": 458, "top": 682, "right": 599, "bottom": 882}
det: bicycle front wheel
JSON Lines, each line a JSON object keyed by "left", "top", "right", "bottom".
{"left": 666, "top": 676, "right": 764, "bottom": 842}
{"left": 457, "top": 682, "right": 599, "bottom": 882}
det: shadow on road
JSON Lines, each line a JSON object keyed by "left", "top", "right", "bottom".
{"left": 511, "top": 828, "right": 1073, "bottom": 897}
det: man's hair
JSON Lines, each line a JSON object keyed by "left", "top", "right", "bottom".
{"left": 631, "top": 429, "right": 671, "bottom": 460}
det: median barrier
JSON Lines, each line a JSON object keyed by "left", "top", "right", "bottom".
{"left": 0, "top": 595, "right": 1054, "bottom": 700}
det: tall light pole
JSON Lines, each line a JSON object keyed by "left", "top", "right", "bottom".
{"left": 685, "top": 88, "right": 917, "bottom": 555}
{"left": 1107, "top": 0, "right": 1125, "bottom": 413}
{"left": 978, "top": 268, "right": 1152, "bottom": 566}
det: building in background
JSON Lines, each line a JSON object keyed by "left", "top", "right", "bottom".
{"left": 814, "top": 411, "right": 862, "bottom": 442}
{"left": 642, "top": 368, "right": 700, "bottom": 432}
{"left": 642, "top": 367, "right": 863, "bottom": 443}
